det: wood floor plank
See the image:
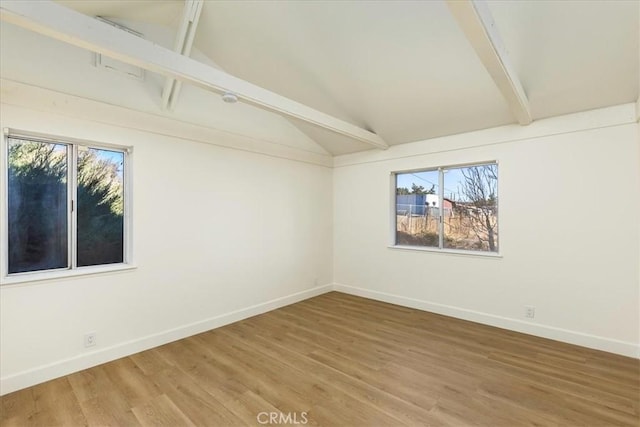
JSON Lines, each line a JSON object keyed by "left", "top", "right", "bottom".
{"left": 307, "top": 349, "right": 439, "bottom": 411}
{"left": 1, "top": 292, "right": 638, "bottom": 426}
{"left": 216, "top": 390, "right": 281, "bottom": 426}
{"left": 0, "top": 387, "right": 35, "bottom": 422}
{"left": 75, "top": 396, "right": 138, "bottom": 427}
{"left": 68, "top": 367, "right": 139, "bottom": 426}
{"left": 189, "top": 334, "right": 313, "bottom": 411}
{"left": 131, "top": 394, "right": 195, "bottom": 427}
{"left": 148, "top": 367, "right": 247, "bottom": 427}
{"left": 31, "top": 377, "right": 88, "bottom": 426}
{"left": 152, "top": 341, "right": 249, "bottom": 406}
{"left": 129, "top": 349, "right": 173, "bottom": 377}
{"left": 101, "top": 358, "right": 163, "bottom": 409}
{"left": 487, "top": 351, "right": 639, "bottom": 397}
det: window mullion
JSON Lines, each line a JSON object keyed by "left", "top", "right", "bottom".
{"left": 124, "top": 148, "right": 130, "bottom": 265}
{"left": 70, "top": 144, "right": 78, "bottom": 270}
{"left": 438, "top": 168, "right": 444, "bottom": 249}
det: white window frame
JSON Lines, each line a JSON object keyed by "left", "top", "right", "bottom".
{"left": 390, "top": 161, "right": 501, "bottom": 258}
{"left": 1, "top": 128, "right": 135, "bottom": 285}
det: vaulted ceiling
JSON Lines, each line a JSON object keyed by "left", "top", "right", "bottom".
{"left": 5, "top": 1, "right": 640, "bottom": 155}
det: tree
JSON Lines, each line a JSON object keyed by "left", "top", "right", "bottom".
{"left": 396, "top": 187, "right": 410, "bottom": 195}
{"left": 410, "top": 183, "right": 425, "bottom": 194}
{"left": 459, "top": 165, "right": 498, "bottom": 251}
{"left": 410, "top": 183, "right": 435, "bottom": 195}
{"left": 76, "top": 150, "right": 124, "bottom": 266}
{"left": 77, "top": 149, "right": 123, "bottom": 215}
{"left": 7, "top": 141, "right": 68, "bottom": 272}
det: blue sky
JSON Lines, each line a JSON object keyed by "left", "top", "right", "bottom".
{"left": 397, "top": 168, "right": 469, "bottom": 201}
{"left": 91, "top": 148, "right": 124, "bottom": 179}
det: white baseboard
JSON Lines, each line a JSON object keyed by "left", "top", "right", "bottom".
{"left": 0, "top": 284, "right": 333, "bottom": 396}
{"left": 333, "top": 283, "right": 640, "bottom": 359}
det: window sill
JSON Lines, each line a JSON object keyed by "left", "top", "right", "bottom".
{"left": 388, "top": 245, "right": 502, "bottom": 258}
{"left": 0, "top": 263, "right": 137, "bottom": 286}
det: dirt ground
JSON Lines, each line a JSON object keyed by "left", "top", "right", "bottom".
{"left": 396, "top": 214, "right": 497, "bottom": 251}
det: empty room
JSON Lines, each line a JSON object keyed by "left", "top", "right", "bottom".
{"left": 0, "top": 0, "right": 639, "bottom": 426}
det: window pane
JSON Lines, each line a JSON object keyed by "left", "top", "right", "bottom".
{"left": 443, "top": 164, "right": 498, "bottom": 252}
{"left": 395, "top": 170, "right": 440, "bottom": 247}
{"left": 7, "top": 138, "right": 68, "bottom": 273}
{"left": 77, "top": 148, "right": 124, "bottom": 267}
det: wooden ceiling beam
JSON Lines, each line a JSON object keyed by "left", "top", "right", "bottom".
{"left": 161, "top": 0, "right": 203, "bottom": 111}
{"left": 447, "top": 0, "right": 532, "bottom": 125}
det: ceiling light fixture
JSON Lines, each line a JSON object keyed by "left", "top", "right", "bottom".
{"left": 221, "top": 92, "right": 239, "bottom": 104}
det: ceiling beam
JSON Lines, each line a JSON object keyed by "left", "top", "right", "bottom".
{"left": 446, "top": 0, "right": 532, "bottom": 125}
{"left": 0, "top": 0, "right": 388, "bottom": 150}
{"left": 161, "top": 0, "right": 203, "bottom": 111}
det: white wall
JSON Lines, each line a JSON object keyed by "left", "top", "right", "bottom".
{"left": 333, "top": 104, "right": 640, "bottom": 358}
{"left": 0, "top": 98, "right": 333, "bottom": 395}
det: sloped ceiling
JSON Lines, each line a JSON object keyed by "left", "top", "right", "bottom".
{"left": 194, "top": 0, "right": 516, "bottom": 146}
{"left": 57, "top": 0, "right": 183, "bottom": 28}
{"left": 26, "top": 1, "right": 640, "bottom": 154}
{"left": 488, "top": 0, "right": 638, "bottom": 121}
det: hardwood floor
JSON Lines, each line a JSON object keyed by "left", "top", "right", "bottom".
{"left": 1, "top": 292, "right": 639, "bottom": 426}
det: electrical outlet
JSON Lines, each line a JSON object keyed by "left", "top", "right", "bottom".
{"left": 84, "top": 332, "right": 97, "bottom": 348}
{"left": 525, "top": 306, "right": 536, "bottom": 319}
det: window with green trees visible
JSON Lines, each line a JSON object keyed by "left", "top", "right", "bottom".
{"left": 394, "top": 163, "right": 498, "bottom": 253}
{"left": 5, "top": 135, "right": 130, "bottom": 275}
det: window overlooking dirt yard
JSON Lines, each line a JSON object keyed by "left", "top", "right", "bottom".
{"left": 394, "top": 163, "right": 498, "bottom": 253}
